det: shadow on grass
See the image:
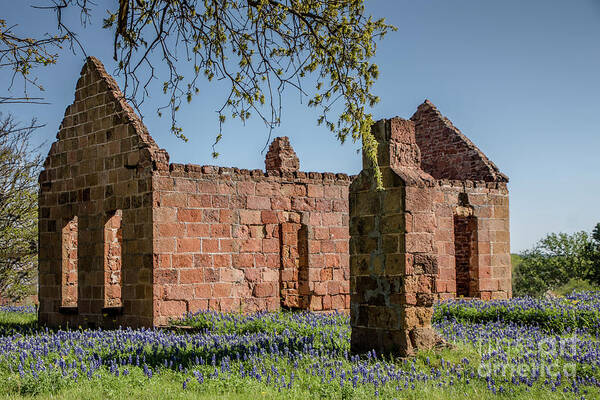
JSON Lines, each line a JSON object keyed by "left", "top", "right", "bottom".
{"left": 0, "top": 310, "right": 38, "bottom": 336}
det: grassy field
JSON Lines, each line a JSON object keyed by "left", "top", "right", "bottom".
{"left": 0, "top": 296, "right": 599, "bottom": 399}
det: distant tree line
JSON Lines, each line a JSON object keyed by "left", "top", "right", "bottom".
{"left": 0, "top": 114, "right": 40, "bottom": 303}
{"left": 513, "top": 223, "right": 600, "bottom": 297}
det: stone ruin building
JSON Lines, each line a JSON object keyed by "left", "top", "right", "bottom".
{"left": 38, "top": 57, "right": 510, "bottom": 353}
{"left": 349, "top": 112, "right": 510, "bottom": 356}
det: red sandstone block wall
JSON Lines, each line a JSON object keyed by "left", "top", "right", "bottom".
{"left": 38, "top": 57, "right": 165, "bottom": 328}
{"left": 433, "top": 181, "right": 511, "bottom": 300}
{"left": 38, "top": 57, "right": 512, "bottom": 330}
{"left": 152, "top": 165, "right": 351, "bottom": 325}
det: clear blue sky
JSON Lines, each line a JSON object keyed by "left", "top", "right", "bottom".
{"left": 3, "top": 1, "right": 599, "bottom": 252}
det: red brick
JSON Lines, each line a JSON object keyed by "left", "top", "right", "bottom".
{"left": 156, "top": 238, "right": 176, "bottom": 253}
{"left": 161, "top": 192, "right": 186, "bottom": 207}
{"left": 221, "top": 268, "right": 244, "bottom": 283}
{"left": 217, "top": 182, "right": 235, "bottom": 195}
{"left": 213, "top": 283, "right": 232, "bottom": 297}
{"left": 331, "top": 295, "right": 345, "bottom": 310}
{"left": 157, "top": 223, "right": 184, "bottom": 237}
{"left": 186, "top": 223, "right": 210, "bottom": 237}
{"left": 194, "top": 284, "right": 212, "bottom": 298}
{"left": 479, "top": 279, "right": 498, "bottom": 291}
{"left": 204, "top": 268, "right": 220, "bottom": 282}
{"left": 253, "top": 282, "right": 276, "bottom": 298}
{"left": 213, "top": 254, "right": 231, "bottom": 268}
{"left": 160, "top": 300, "right": 186, "bottom": 316}
{"left": 244, "top": 268, "right": 261, "bottom": 282}
{"left": 220, "top": 239, "right": 233, "bottom": 252}
{"left": 239, "top": 210, "right": 261, "bottom": 225}
{"left": 166, "top": 286, "right": 194, "bottom": 300}
{"left": 324, "top": 185, "right": 341, "bottom": 199}
{"left": 174, "top": 179, "right": 196, "bottom": 192}
{"left": 220, "top": 297, "right": 241, "bottom": 312}
{"left": 322, "top": 295, "right": 332, "bottom": 309}
{"left": 211, "top": 224, "right": 230, "bottom": 238}
{"left": 265, "top": 254, "right": 279, "bottom": 268}
{"left": 177, "top": 238, "right": 201, "bottom": 253}
{"left": 315, "top": 199, "right": 333, "bottom": 212}
{"left": 314, "top": 227, "right": 329, "bottom": 240}
{"left": 178, "top": 209, "right": 203, "bottom": 222}
{"left": 39, "top": 57, "right": 511, "bottom": 333}
{"left": 247, "top": 196, "right": 271, "bottom": 210}
{"left": 321, "top": 240, "right": 335, "bottom": 253}
{"left": 256, "top": 182, "right": 276, "bottom": 196}
{"left": 233, "top": 254, "right": 254, "bottom": 268}
{"left": 180, "top": 268, "right": 203, "bottom": 284}
{"left": 325, "top": 254, "right": 340, "bottom": 267}
{"left": 193, "top": 254, "right": 212, "bottom": 268}
{"left": 189, "top": 299, "right": 209, "bottom": 312}
{"left": 188, "top": 194, "right": 211, "bottom": 208}
{"left": 203, "top": 209, "right": 220, "bottom": 223}
{"left": 202, "top": 239, "right": 219, "bottom": 253}
{"left": 330, "top": 227, "right": 348, "bottom": 239}
{"left": 240, "top": 238, "right": 261, "bottom": 253}
{"left": 328, "top": 281, "right": 340, "bottom": 295}
{"left": 219, "top": 209, "right": 233, "bottom": 223}
{"left": 261, "top": 210, "right": 278, "bottom": 224}
{"left": 198, "top": 181, "right": 217, "bottom": 193}
{"left": 320, "top": 268, "right": 333, "bottom": 281}
{"left": 155, "top": 269, "right": 177, "bottom": 284}
{"left": 262, "top": 238, "right": 279, "bottom": 253}
{"left": 172, "top": 254, "right": 193, "bottom": 268}
{"left": 237, "top": 182, "right": 255, "bottom": 195}
{"left": 212, "top": 195, "right": 229, "bottom": 208}
{"left": 307, "top": 184, "right": 323, "bottom": 198}
{"left": 271, "top": 197, "right": 291, "bottom": 210}
{"left": 154, "top": 208, "right": 177, "bottom": 223}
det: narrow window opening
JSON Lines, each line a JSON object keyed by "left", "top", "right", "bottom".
{"left": 61, "top": 216, "right": 78, "bottom": 308}
{"left": 104, "top": 210, "right": 122, "bottom": 308}
{"left": 279, "top": 222, "right": 309, "bottom": 309}
{"left": 453, "top": 215, "right": 478, "bottom": 297}
{"left": 297, "top": 225, "right": 309, "bottom": 309}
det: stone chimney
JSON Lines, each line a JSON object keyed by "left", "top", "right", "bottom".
{"left": 265, "top": 137, "right": 299, "bottom": 173}
{"left": 349, "top": 117, "right": 441, "bottom": 357}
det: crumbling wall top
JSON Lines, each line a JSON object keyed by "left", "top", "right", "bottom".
{"left": 166, "top": 162, "right": 353, "bottom": 185}
{"left": 265, "top": 136, "right": 300, "bottom": 173}
{"left": 411, "top": 100, "right": 508, "bottom": 183}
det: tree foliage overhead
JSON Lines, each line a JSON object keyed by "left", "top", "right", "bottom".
{"left": 0, "top": 18, "right": 68, "bottom": 104}
{"left": 9, "top": 0, "right": 394, "bottom": 182}
{"left": 0, "top": 114, "right": 41, "bottom": 303}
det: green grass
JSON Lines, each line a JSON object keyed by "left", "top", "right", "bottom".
{"left": 0, "top": 376, "right": 583, "bottom": 400}
{"left": 0, "top": 350, "right": 594, "bottom": 400}
{"left": 1, "top": 307, "right": 599, "bottom": 399}
{"left": 0, "top": 311, "right": 37, "bottom": 335}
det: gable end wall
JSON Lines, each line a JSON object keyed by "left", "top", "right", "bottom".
{"left": 38, "top": 57, "right": 167, "bottom": 328}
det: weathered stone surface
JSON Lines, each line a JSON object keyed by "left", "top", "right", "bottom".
{"left": 265, "top": 136, "right": 300, "bottom": 173}
{"left": 38, "top": 57, "right": 352, "bottom": 328}
{"left": 350, "top": 108, "right": 510, "bottom": 357}
{"left": 38, "top": 58, "right": 510, "bottom": 332}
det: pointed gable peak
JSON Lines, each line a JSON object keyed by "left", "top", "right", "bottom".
{"left": 420, "top": 99, "right": 437, "bottom": 109}
{"left": 61, "top": 57, "right": 161, "bottom": 150}
{"left": 410, "top": 100, "right": 508, "bottom": 183}
{"left": 42, "top": 56, "right": 169, "bottom": 173}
